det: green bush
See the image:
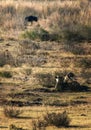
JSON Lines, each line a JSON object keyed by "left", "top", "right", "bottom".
{"left": 0, "top": 71, "right": 12, "bottom": 78}
{"left": 22, "top": 24, "right": 91, "bottom": 42}
{"left": 22, "top": 28, "right": 50, "bottom": 41}
{"left": 22, "top": 30, "right": 39, "bottom": 40}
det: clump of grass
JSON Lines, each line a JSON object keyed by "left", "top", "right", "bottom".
{"left": 0, "top": 71, "right": 12, "bottom": 78}
{"left": 44, "top": 111, "right": 71, "bottom": 127}
{"left": 3, "top": 106, "right": 22, "bottom": 118}
{"left": 22, "top": 30, "right": 39, "bottom": 40}
{"left": 9, "top": 124, "right": 24, "bottom": 130}
{"left": 32, "top": 111, "right": 71, "bottom": 130}
{"left": 25, "top": 68, "right": 32, "bottom": 76}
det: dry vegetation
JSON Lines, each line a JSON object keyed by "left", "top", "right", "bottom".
{"left": 0, "top": 0, "right": 91, "bottom": 130}
{"left": 0, "top": 0, "right": 91, "bottom": 41}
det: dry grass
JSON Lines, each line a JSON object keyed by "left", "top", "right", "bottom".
{"left": 0, "top": 103, "right": 91, "bottom": 130}
{"left": 0, "top": 1, "right": 91, "bottom": 130}
{"left": 0, "top": 0, "right": 91, "bottom": 41}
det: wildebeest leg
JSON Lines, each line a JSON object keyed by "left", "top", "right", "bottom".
{"left": 31, "top": 21, "right": 33, "bottom": 25}
{"left": 55, "top": 81, "right": 62, "bottom": 91}
{"left": 55, "top": 82, "right": 58, "bottom": 89}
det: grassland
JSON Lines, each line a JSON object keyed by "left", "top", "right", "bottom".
{"left": 0, "top": 0, "right": 91, "bottom": 130}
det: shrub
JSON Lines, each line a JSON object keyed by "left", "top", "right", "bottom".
{"left": 0, "top": 71, "right": 12, "bottom": 78}
{"left": 44, "top": 111, "right": 70, "bottom": 127}
{"left": 22, "top": 28, "right": 50, "bottom": 41}
{"left": 22, "top": 27, "right": 62, "bottom": 42}
{"left": 22, "top": 30, "right": 39, "bottom": 40}
{"left": 32, "top": 111, "right": 71, "bottom": 129}
{"left": 3, "top": 106, "right": 22, "bottom": 118}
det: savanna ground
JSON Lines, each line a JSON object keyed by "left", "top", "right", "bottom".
{"left": 0, "top": 0, "right": 91, "bottom": 130}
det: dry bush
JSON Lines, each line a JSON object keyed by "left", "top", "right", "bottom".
{"left": 3, "top": 106, "right": 22, "bottom": 118}
{"left": 32, "top": 111, "right": 71, "bottom": 130}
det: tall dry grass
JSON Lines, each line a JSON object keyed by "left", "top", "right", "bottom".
{"left": 0, "top": 0, "right": 91, "bottom": 40}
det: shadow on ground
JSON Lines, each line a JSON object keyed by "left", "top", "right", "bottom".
{"left": 0, "top": 126, "right": 8, "bottom": 129}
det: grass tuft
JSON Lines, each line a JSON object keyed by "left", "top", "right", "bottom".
{"left": 3, "top": 106, "right": 22, "bottom": 118}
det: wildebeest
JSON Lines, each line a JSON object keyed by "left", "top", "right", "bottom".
{"left": 55, "top": 72, "right": 90, "bottom": 92}
{"left": 24, "top": 15, "right": 38, "bottom": 25}
{"left": 64, "top": 72, "right": 76, "bottom": 83}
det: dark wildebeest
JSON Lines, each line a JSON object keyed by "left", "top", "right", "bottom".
{"left": 55, "top": 72, "right": 90, "bottom": 92}
{"left": 24, "top": 15, "right": 38, "bottom": 25}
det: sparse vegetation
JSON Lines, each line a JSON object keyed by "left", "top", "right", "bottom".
{"left": 32, "top": 111, "right": 71, "bottom": 130}
{"left": 0, "top": 0, "right": 91, "bottom": 130}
